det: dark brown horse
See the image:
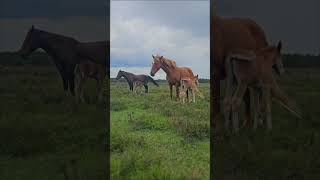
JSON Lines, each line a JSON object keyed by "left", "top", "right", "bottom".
{"left": 116, "top": 70, "right": 159, "bottom": 93}
{"left": 18, "top": 25, "right": 109, "bottom": 95}
{"left": 150, "top": 55, "right": 194, "bottom": 99}
{"left": 211, "top": 16, "right": 269, "bottom": 128}
{"left": 74, "top": 61, "right": 107, "bottom": 103}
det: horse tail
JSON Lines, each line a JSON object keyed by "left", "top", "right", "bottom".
{"left": 147, "top": 76, "right": 159, "bottom": 86}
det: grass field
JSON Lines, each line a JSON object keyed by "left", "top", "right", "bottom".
{"left": 110, "top": 79, "right": 210, "bottom": 179}
{"left": 214, "top": 68, "right": 320, "bottom": 179}
{"left": 0, "top": 65, "right": 107, "bottom": 180}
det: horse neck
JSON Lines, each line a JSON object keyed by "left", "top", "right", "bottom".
{"left": 161, "top": 61, "right": 175, "bottom": 75}
{"left": 121, "top": 72, "right": 132, "bottom": 83}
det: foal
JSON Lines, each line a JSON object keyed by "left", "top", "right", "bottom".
{"left": 179, "top": 75, "right": 204, "bottom": 103}
{"left": 133, "top": 81, "right": 145, "bottom": 95}
{"left": 224, "top": 42, "right": 284, "bottom": 133}
{"left": 74, "top": 60, "right": 107, "bottom": 103}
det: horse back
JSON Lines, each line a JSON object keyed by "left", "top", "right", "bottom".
{"left": 213, "top": 16, "right": 269, "bottom": 79}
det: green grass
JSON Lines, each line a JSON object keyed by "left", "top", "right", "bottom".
{"left": 110, "top": 79, "right": 210, "bottom": 179}
{"left": 214, "top": 68, "right": 320, "bottom": 179}
{"left": 0, "top": 65, "right": 107, "bottom": 180}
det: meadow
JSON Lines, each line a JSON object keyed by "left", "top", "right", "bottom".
{"left": 214, "top": 68, "right": 320, "bottom": 179}
{"left": 0, "top": 63, "right": 107, "bottom": 179}
{"left": 110, "top": 79, "right": 210, "bottom": 179}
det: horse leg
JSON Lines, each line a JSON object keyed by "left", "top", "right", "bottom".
{"left": 169, "top": 84, "right": 173, "bottom": 100}
{"left": 192, "top": 89, "right": 195, "bottom": 103}
{"left": 176, "top": 85, "right": 180, "bottom": 100}
{"left": 79, "top": 77, "right": 86, "bottom": 103}
{"left": 130, "top": 82, "right": 133, "bottom": 91}
{"left": 74, "top": 72, "right": 80, "bottom": 103}
{"left": 243, "top": 89, "right": 252, "bottom": 128}
{"left": 212, "top": 76, "right": 220, "bottom": 128}
{"left": 96, "top": 79, "right": 103, "bottom": 102}
{"left": 231, "top": 83, "right": 248, "bottom": 134}
{"left": 67, "top": 65, "right": 76, "bottom": 96}
{"left": 144, "top": 84, "right": 148, "bottom": 93}
{"left": 264, "top": 87, "right": 272, "bottom": 130}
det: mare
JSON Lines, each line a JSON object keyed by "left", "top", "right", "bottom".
{"left": 150, "top": 55, "right": 194, "bottom": 99}
{"left": 18, "top": 25, "right": 109, "bottom": 95}
{"left": 116, "top": 70, "right": 159, "bottom": 93}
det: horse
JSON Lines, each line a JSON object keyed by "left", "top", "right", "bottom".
{"left": 74, "top": 61, "right": 107, "bottom": 103}
{"left": 150, "top": 55, "right": 194, "bottom": 100}
{"left": 211, "top": 16, "right": 270, "bottom": 128}
{"left": 224, "top": 43, "right": 303, "bottom": 133}
{"left": 180, "top": 75, "right": 204, "bottom": 103}
{"left": 132, "top": 81, "right": 145, "bottom": 95}
{"left": 18, "top": 25, "right": 109, "bottom": 96}
{"left": 116, "top": 70, "right": 159, "bottom": 93}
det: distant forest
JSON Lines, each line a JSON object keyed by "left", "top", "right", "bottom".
{"left": 0, "top": 51, "right": 320, "bottom": 68}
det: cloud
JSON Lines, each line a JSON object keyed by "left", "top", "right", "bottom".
{"left": 111, "top": 1, "right": 210, "bottom": 78}
{"left": 0, "top": 16, "right": 108, "bottom": 51}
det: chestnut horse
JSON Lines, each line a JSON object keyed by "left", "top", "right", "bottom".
{"left": 150, "top": 55, "right": 194, "bottom": 99}
{"left": 211, "top": 16, "right": 269, "bottom": 128}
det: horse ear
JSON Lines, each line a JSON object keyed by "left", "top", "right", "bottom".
{"left": 277, "top": 41, "right": 282, "bottom": 52}
{"left": 31, "top": 25, "right": 34, "bottom": 30}
{"left": 196, "top": 74, "right": 198, "bottom": 78}
{"left": 152, "top": 55, "right": 155, "bottom": 59}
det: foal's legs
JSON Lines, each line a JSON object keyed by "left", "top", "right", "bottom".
{"left": 264, "top": 87, "right": 272, "bottom": 130}
{"left": 192, "top": 89, "right": 196, "bottom": 103}
{"left": 79, "top": 77, "right": 86, "bottom": 103}
{"left": 231, "top": 83, "right": 248, "bottom": 133}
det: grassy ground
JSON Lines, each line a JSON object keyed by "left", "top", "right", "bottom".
{"left": 214, "top": 68, "right": 320, "bottom": 179}
{"left": 110, "top": 79, "right": 210, "bottom": 179}
{"left": 0, "top": 65, "right": 107, "bottom": 180}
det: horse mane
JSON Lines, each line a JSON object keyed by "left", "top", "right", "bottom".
{"left": 162, "top": 57, "right": 177, "bottom": 68}
{"left": 33, "top": 28, "right": 79, "bottom": 42}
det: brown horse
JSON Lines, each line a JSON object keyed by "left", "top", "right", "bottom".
{"left": 211, "top": 16, "right": 269, "bottom": 128}
{"left": 18, "top": 25, "right": 109, "bottom": 96}
{"left": 74, "top": 61, "right": 107, "bottom": 103}
{"left": 150, "top": 55, "right": 195, "bottom": 99}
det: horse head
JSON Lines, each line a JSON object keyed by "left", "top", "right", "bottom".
{"left": 116, "top": 70, "right": 123, "bottom": 80}
{"left": 18, "top": 25, "right": 40, "bottom": 59}
{"left": 258, "top": 41, "right": 284, "bottom": 76}
{"left": 150, "top": 54, "right": 163, "bottom": 76}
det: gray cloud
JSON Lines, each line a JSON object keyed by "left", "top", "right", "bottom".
{"left": 111, "top": 1, "right": 210, "bottom": 78}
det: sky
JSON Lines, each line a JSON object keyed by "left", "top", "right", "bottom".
{"left": 216, "top": 0, "right": 320, "bottom": 55}
{"left": 0, "top": 0, "right": 109, "bottom": 52}
{"left": 110, "top": 1, "right": 210, "bottom": 79}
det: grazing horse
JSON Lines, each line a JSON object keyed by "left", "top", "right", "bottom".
{"left": 18, "top": 25, "right": 109, "bottom": 95}
{"left": 150, "top": 55, "right": 194, "bottom": 99}
{"left": 74, "top": 61, "right": 107, "bottom": 103}
{"left": 116, "top": 70, "right": 159, "bottom": 93}
{"left": 211, "top": 16, "right": 270, "bottom": 128}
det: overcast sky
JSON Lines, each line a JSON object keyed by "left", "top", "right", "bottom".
{"left": 216, "top": 0, "right": 320, "bottom": 55}
{"left": 0, "top": 0, "right": 109, "bottom": 52}
{"left": 111, "top": 1, "right": 210, "bottom": 79}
